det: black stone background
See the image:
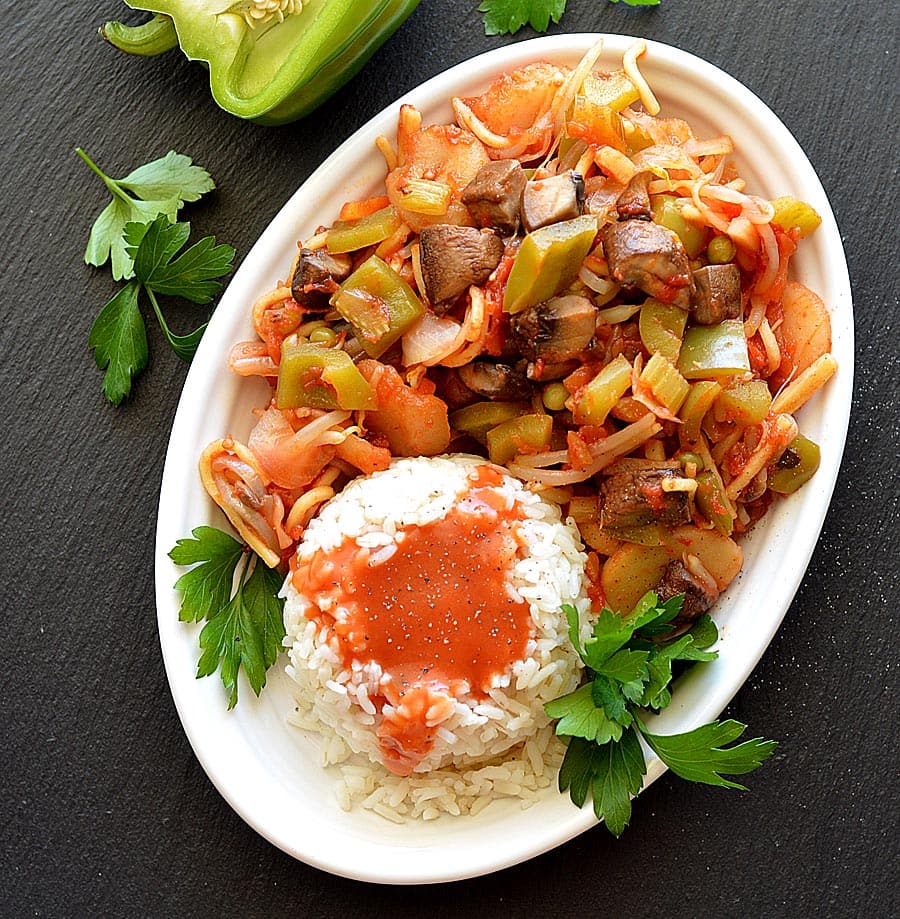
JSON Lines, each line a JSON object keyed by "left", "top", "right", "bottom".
{"left": 2, "top": 1, "right": 898, "bottom": 916}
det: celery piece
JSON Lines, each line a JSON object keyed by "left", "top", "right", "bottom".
{"left": 603, "top": 523, "right": 669, "bottom": 547}
{"left": 276, "top": 342, "right": 377, "bottom": 411}
{"left": 503, "top": 215, "right": 598, "bottom": 314}
{"left": 695, "top": 469, "right": 735, "bottom": 536}
{"left": 679, "top": 381, "right": 722, "bottom": 442}
{"left": 399, "top": 179, "right": 451, "bottom": 216}
{"left": 639, "top": 299, "right": 688, "bottom": 362}
{"left": 449, "top": 401, "right": 529, "bottom": 444}
{"left": 769, "top": 434, "right": 821, "bottom": 494}
{"left": 639, "top": 352, "right": 689, "bottom": 415}
{"left": 332, "top": 255, "right": 424, "bottom": 358}
{"left": 651, "top": 195, "right": 707, "bottom": 258}
{"left": 486, "top": 413, "right": 553, "bottom": 465}
{"left": 326, "top": 206, "right": 402, "bottom": 254}
{"left": 569, "top": 354, "right": 632, "bottom": 425}
{"left": 677, "top": 320, "right": 750, "bottom": 379}
{"left": 770, "top": 196, "right": 822, "bottom": 239}
{"left": 716, "top": 380, "right": 772, "bottom": 425}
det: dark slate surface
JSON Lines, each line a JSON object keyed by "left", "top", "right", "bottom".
{"left": 2, "top": 1, "right": 898, "bottom": 916}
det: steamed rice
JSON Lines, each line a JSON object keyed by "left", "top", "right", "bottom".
{"left": 282, "top": 454, "right": 590, "bottom": 820}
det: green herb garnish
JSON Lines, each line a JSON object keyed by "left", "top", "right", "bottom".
{"left": 88, "top": 213, "right": 235, "bottom": 404}
{"left": 169, "top": 526, "right": 286, "bottom": 710}
{"left": 77, "top": 148, "right": 215, "bottom": 280}
{"left": 478, "top": 0, "right": 660, "bottom": 36}
{"left": 546, "top": 593, "right": 776, "bottom": 836}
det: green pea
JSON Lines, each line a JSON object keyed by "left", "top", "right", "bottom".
{"left": 678, "top": 451, "right": 704, "bottom": 472}
{"left": 707, "top": 235, "right": 736, "bottom": 264}
{"left": 542, "top": 381, "right": 570, "bottom": 412}
{"left": 308, "top": 326, "right": 337, "bottom": 346}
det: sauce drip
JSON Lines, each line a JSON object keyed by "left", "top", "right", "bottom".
{"left": 291, "top": 467, "right": 532, "bottom": 775}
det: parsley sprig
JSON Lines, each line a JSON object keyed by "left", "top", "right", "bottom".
{"left": 88, "top": 213, "right": 235, "bottom": 404}
{"left": 546, "top": 593, "right": 776, "bottom": 836}
{"left": 169, "top": 527, "right": 286, "bottom": 709}
{"left": 478, "top": 0, "right": 659, "bottom": 36}
{"left": 77, "top": 148, "right": 216, "bottom": 280}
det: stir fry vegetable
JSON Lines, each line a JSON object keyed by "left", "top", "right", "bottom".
{"left": 182, "top": 42, "right": 836, "bottom": 765}
{"left": 100, "top": 1, "right": 421, "bottom": 124}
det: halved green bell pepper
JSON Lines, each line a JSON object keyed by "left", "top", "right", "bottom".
{"left": 101, "top": 0, "right": 421, "bottom": 125}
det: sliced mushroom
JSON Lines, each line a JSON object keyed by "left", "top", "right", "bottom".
{"left": 461, "top": 159, "right": 527, "bottom": 235}
{"left": 199, "top": 439, "right": 283, "bottom": 567}
{"left": 290, "top": 248, "right": 352, "bottom": 310}
{"left": 525, "top": 358, "right": 580, "bottom": 382}
{"left": 616, "top": 171, "right": 653, "bottom": 220}
{"left": 457, "top": 360, "right": 534, "bottom": 401}
{"left": 655, "top": 558, "right": 720, "bottom": 625}
{"left": 601, "top": 219, "right": 693, "bottom": 309}
{"left": 599, "top": 467, "right": 693, "bottom": 530}
{"left": 521, "top": 170, "right": 585, "bottom": 233}
{"left": 418, "top": 225, "right": 504, "bottom": 312}
{"left": 691, "top": 263, "right": 742, "bottom": 325}
{"left": 510, "top": 295, "right": 597, "bottom": 363}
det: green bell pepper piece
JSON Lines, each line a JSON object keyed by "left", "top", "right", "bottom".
{"left": 769, "top": 434, "right": 820, "bottom": 494}
{"left": 277, "top": 341, "right": 377, "bottom": 410}
{"left": 677, "top": 320, "right": 750, "bottom": 380}
{"left": 449, "top": 401, "right": 530, "bottom": 444}
{"left": 715, "top": 380, "right": 772, "bottom": 425}
{"left": 101, "top": 0, "right": 421, "bottom": 125}
{"left": 695, "top": 469, "right": 735, "bottom": 536}
{"left": 503, "top": 215, "right": 598, "bottom": 314}
{"left": 487, "top": 413, "right": 553, "bottom": 466}
{"left": 651, "top": 195, "right": 707, "bottom": 258}
{"left": 570, "top": 354, "right": 632, "bottom": 426}
{"left": 326, "top": 206, "right": 401, "bottom": 254}
{"left": 639, "top": 299, "right": 688, "bottom": 363}
{"left": 332, "top": 254, "right": 423, "bottom": 358}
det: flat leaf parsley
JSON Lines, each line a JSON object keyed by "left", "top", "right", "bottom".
{"left": 77, "top": 147, "right": 215, "bottom": 280}
{"left": 545, "top": 593, "right": 776, "bottom": 836}
{"left": 88, "top": 214, "right": 235, "bottom": 404}
{"left": 169, "top": 526, "right": 286, "bottom": 709}
{"left": 478, "top": 0, "right": 660, "bottom": 36}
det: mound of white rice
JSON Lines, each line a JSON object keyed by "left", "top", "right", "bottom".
{"left": 282, "top": 454, "right": 590, "bottom": 821}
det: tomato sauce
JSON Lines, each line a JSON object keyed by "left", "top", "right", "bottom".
{"left": 291, "top": 466, "right": 533, "bottom": 775}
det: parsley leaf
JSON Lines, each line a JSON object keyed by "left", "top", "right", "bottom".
{"left": 87, "top": 214, "right": 235, "bottom": 402}
{"left": 169, "top": 526, "right": 244, "bottom": 623}
{"left": 87, "top": 281, "right": 147, "bottom": 405}
{"left": 478, "top": 0, "right": 566, "bottom": 36}
{"left": 478, "top": 0, "right": 659, "bottom": 35}
{"left": 546, "top": 683, "right": 625, "bottom": 744}
{"left": 171, "top": 526, "right": 286, "bottom": 709}
{"left": 547, "top": 591, "right": 774, "bottom": 834}
{"left": 77, "top": 148, "right": 214, "bottom": 280}
{"left": 639, "top": 720, "right": 777, "bottom": 790}
{"left": 559, "top": 729, "right": 646, "bottom": 837}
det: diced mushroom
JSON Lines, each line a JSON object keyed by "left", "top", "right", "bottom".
{"left": 418, "top": 225, "right": 504, "bottom": 312}
{"left": 510, "top": 295, "right": 597, "bottom": 363}
{"left": 521, "top": 170, "right": 585, "bottom": 233}
{"left": 290, "top": 248, "right": 351, "bottom": 310}
{"left": 525, "top": 359, "right": 579, "bottom": 382}
{"left": 616, "top": 171, "right": 652, "bottom": 221}
{"left": 599, "top": 467, "right": 693, "bottom": 529}
{"left": 602, "top": 219, "right": 693, "bottom": 309}
{"left": 461, "top": 159, "right": 527, "bottom": 235}
{"left": 458, "top": 360, "right": 533, "bottom": 401}
{"left": 655, "top": 558, "right": 720, "bottom": 624}
{"left": 691, "top": 263, "right": 742, "bottom": 325}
